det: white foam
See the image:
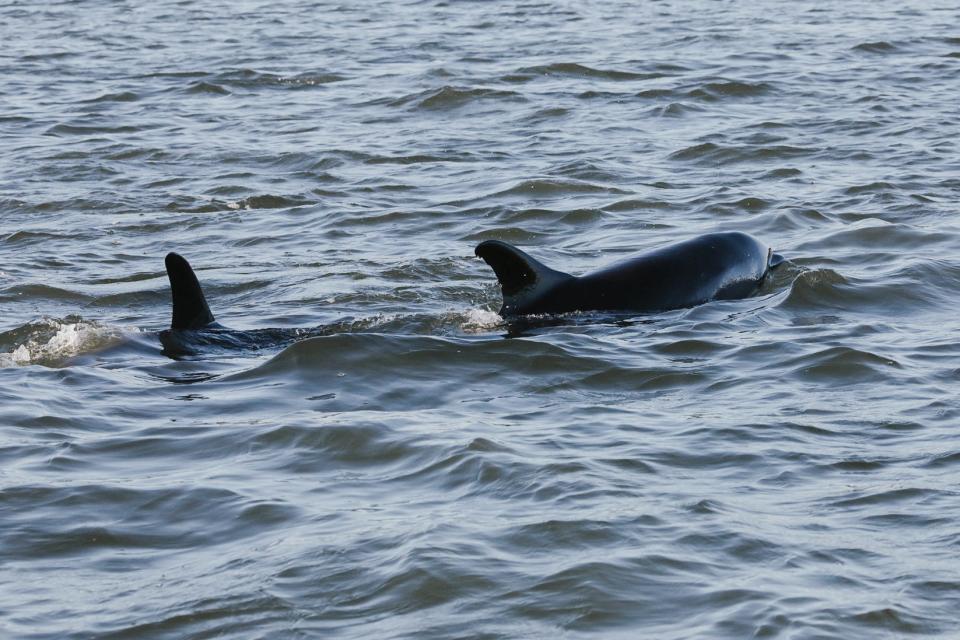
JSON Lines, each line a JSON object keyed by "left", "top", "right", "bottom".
{"left": 366, "top": 313, "right": 399, "bottom": 328}
{"left": 1, "top": 319, "right": 134, "bottom": 367}
{"left": 460, "top": 308, "right": 503, "bottom": 332}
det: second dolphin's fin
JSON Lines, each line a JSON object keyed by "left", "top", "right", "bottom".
{"left": 165, "top": 252, "right": 216, "bottom": 330}
{"left": 475, "top": 240, "right": 574, "bottom": 315}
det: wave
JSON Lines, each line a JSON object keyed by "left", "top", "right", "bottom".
{"left": 511, "top": 62, "right": 668, "bottom": 81}
{"left": 213, "top": 68, "right": 348, "bottom": 89}
{"left": 669, "top": 141, "right": 816, "bottom": 165}
{"left": 388, "top": 86, "right": 525, "bottom": 111}
{"left": 686, "top": 80, "right": 775, "bottom": 101}
{"left": 164, "top": 193, "right": 314, "bottom": 213}
{"left": 852, "top": 41, "right": 898, "bottom": 53}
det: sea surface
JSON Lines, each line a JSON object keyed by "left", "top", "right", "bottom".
{"left": 2, "top": 1, "right": 960, "bottom": 638}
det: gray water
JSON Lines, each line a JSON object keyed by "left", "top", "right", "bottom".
{"left": 2, "top": 1, "right": 960, "bottom": 638}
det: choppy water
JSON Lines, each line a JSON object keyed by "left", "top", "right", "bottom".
{"left": 2, "top": 1, "right": 960, "bottom": 637}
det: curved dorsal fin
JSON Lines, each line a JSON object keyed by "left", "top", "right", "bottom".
{"left": 165, "top": 252, "right": 216, "bottom": 330}
{"left": 475, "top": 240, "right": 573, "bottom": 315}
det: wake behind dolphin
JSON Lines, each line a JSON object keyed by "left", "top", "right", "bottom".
{"left": 476, "top": 231, "right": 784, "bottom": 317}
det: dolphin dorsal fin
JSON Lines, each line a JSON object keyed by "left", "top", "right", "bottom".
{"left": 475, "top": 240, "right": 573, "bottom": 314}
{"left": 165, "top": 252, "right": 216, "bottom": 330}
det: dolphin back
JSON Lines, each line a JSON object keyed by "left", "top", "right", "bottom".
{"left": 165, "top": 252, "right": 216, "bottom": 330}
{"left": 474, "top": 240, "right": 574, "bottom": 316}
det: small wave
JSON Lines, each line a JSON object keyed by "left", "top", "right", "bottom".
{"left": 282, "top": 73, "right": 347, "bottom": 86}
{"left": 213, "top": 68, "right": 347, "bottom": 89}
{"left": 133, "top": 70, "right": 209, "bottom": 79}
{"left": 844, "top": 181, "right": 897, "bottom": 195}
{"left": 227, "top": 194, "right": 313, "bottom": 210}
{"left": 550, "top": 159, "right": 625, "bottom": 182}
{"left": 492, "top": 178, "right": 629, "bottom": 198}
{"left": 520, "top": 107, "right": 571, "bottom": 122}
{"left": 82, "top": 91, "right": 140, "bottom": 103}
{"left": 712, "top": 197, "right": 773, "bottom": 213}
{"left": 761, "top": 167, "right": 803, "bottom": 179}
{"left": 165, "top": 193, "right": 312, "bottom": 213}
{"left": 670, "top": 141, "right": 815, "bottom": 165}
{"left": 602, "top": 198, "right": 675, "bottom": 213}
{"left": 852, "top": 41, "right": 898, "bottom": 53}
{"left": 635, "top": 88, "right": 677, "bottom": 99}
{"left": 21, "top": 51, "right": 75, "bottom": 62}
{"left": 514, "top": 62, "right": 665, "bottom": 81}
{"left": 44, "top": 122, "right": 144, "bottom": 136}
{"left": 687, "top": 80, "right": 774, "bottom": 101}
{"left": 1, "top": 284, "right": 90, "bottom": 303}
{"left": 0, "top": 318, "right": 133, "bottom": 367}
{"left": 460, "top": 227, "right": 549, "bottom": 243}
{"left": 776, "top": 268, "right": 850, "bottom": 310}
{"left": 0, "top": 484, "right": 298, "bottom": 558}
{"left": 390, "top": 86, "right": 524, "bottom": 111}
{"left": 3, "top": 230, "right": 73, "bottom": 246}
{"left": 782, "top": 346, "right": 902, "bottom": 384}
{"left": 496, "top": 206, "right": 603, "bottom": 226}
{"left": 186, "top": 81, "right": 231, "bottom": 95}
{"left": 828, "top": 487, "right": 938, "bottom": 509}
{"left": 802, "top": 222, "right": 952, "bottom": 252}
{"left": 647, "top": 102, "right": 706, "bottom": 117}
{"left": 364, "top": 152, "right": 470, "bottom": 165}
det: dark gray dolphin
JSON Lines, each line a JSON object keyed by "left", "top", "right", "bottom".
{"left": 475, "top": 231, "right": 784, "bottom": 317}
{"left": 161, "top": 253, "right": 328, "bottom": 356}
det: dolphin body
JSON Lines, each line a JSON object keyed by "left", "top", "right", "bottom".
{"left": 475, "top": 231, "right": 784, "bottom": 317}
{"left": 159, "top": 253, "right": 328, "bottom": 355}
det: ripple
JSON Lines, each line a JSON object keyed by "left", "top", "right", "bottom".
{"left": 669, "top": 141, "right": 815, "bottom": 165}
{"left": 0, "top": 484, "right": 298, "bottom": 559}
{"left": 45, "top": 122, "right": 146, "bottom": 135}
{"left": 782, "top": 346, "right": 901, "bottom": 384}
{"left": 213, "top": 68, "right": 348, "bottom": 88}
{"left": 185, "top": 81, "right": 231, "bottom": 95}
{"left": 82, "top": 90, "right": 140, "bottom": 103}
{"left": 828, "top": 487, "right": 943, "bottom": 509}
{"left": 390, "top": 86, "right": 524, "bottom": 110}
{"left": 490, "top": 178, "right": 628, "bottom": 198}
{"left": 686, "top": 80, "right": 775, "bottom": 101}
{"left": 776, "top": 269, "right": 850, "bottom": 310}
{"left": 852, "top": 41, "right": 898, "bottom": 53}
{"left": 513, "top": 62, "right": 666, "bottom": 81}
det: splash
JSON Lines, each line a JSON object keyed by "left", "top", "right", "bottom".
{"left": 0, "top": 318, "right": 133, "bottom": 367}
{"left": 460, "top": 308, "right": 504, "bottom": 332}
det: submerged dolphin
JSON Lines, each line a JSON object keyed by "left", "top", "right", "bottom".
{"left": 475, "top": 231, "right": 784, "bottom": 317}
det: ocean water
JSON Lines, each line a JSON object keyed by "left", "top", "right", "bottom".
{"left": 2, "top": 1, "right": 960, "bottom": 638}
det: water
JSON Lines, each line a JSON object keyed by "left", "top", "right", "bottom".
{"left": 2, "top": 1, "right": 960, "bottom": 637}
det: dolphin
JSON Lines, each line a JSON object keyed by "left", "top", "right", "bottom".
{"left": 160, "top": 252, "right": 332, "bottom": 355}
{"left": 475, "top": 231, "right": 784, "bottom": 317}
